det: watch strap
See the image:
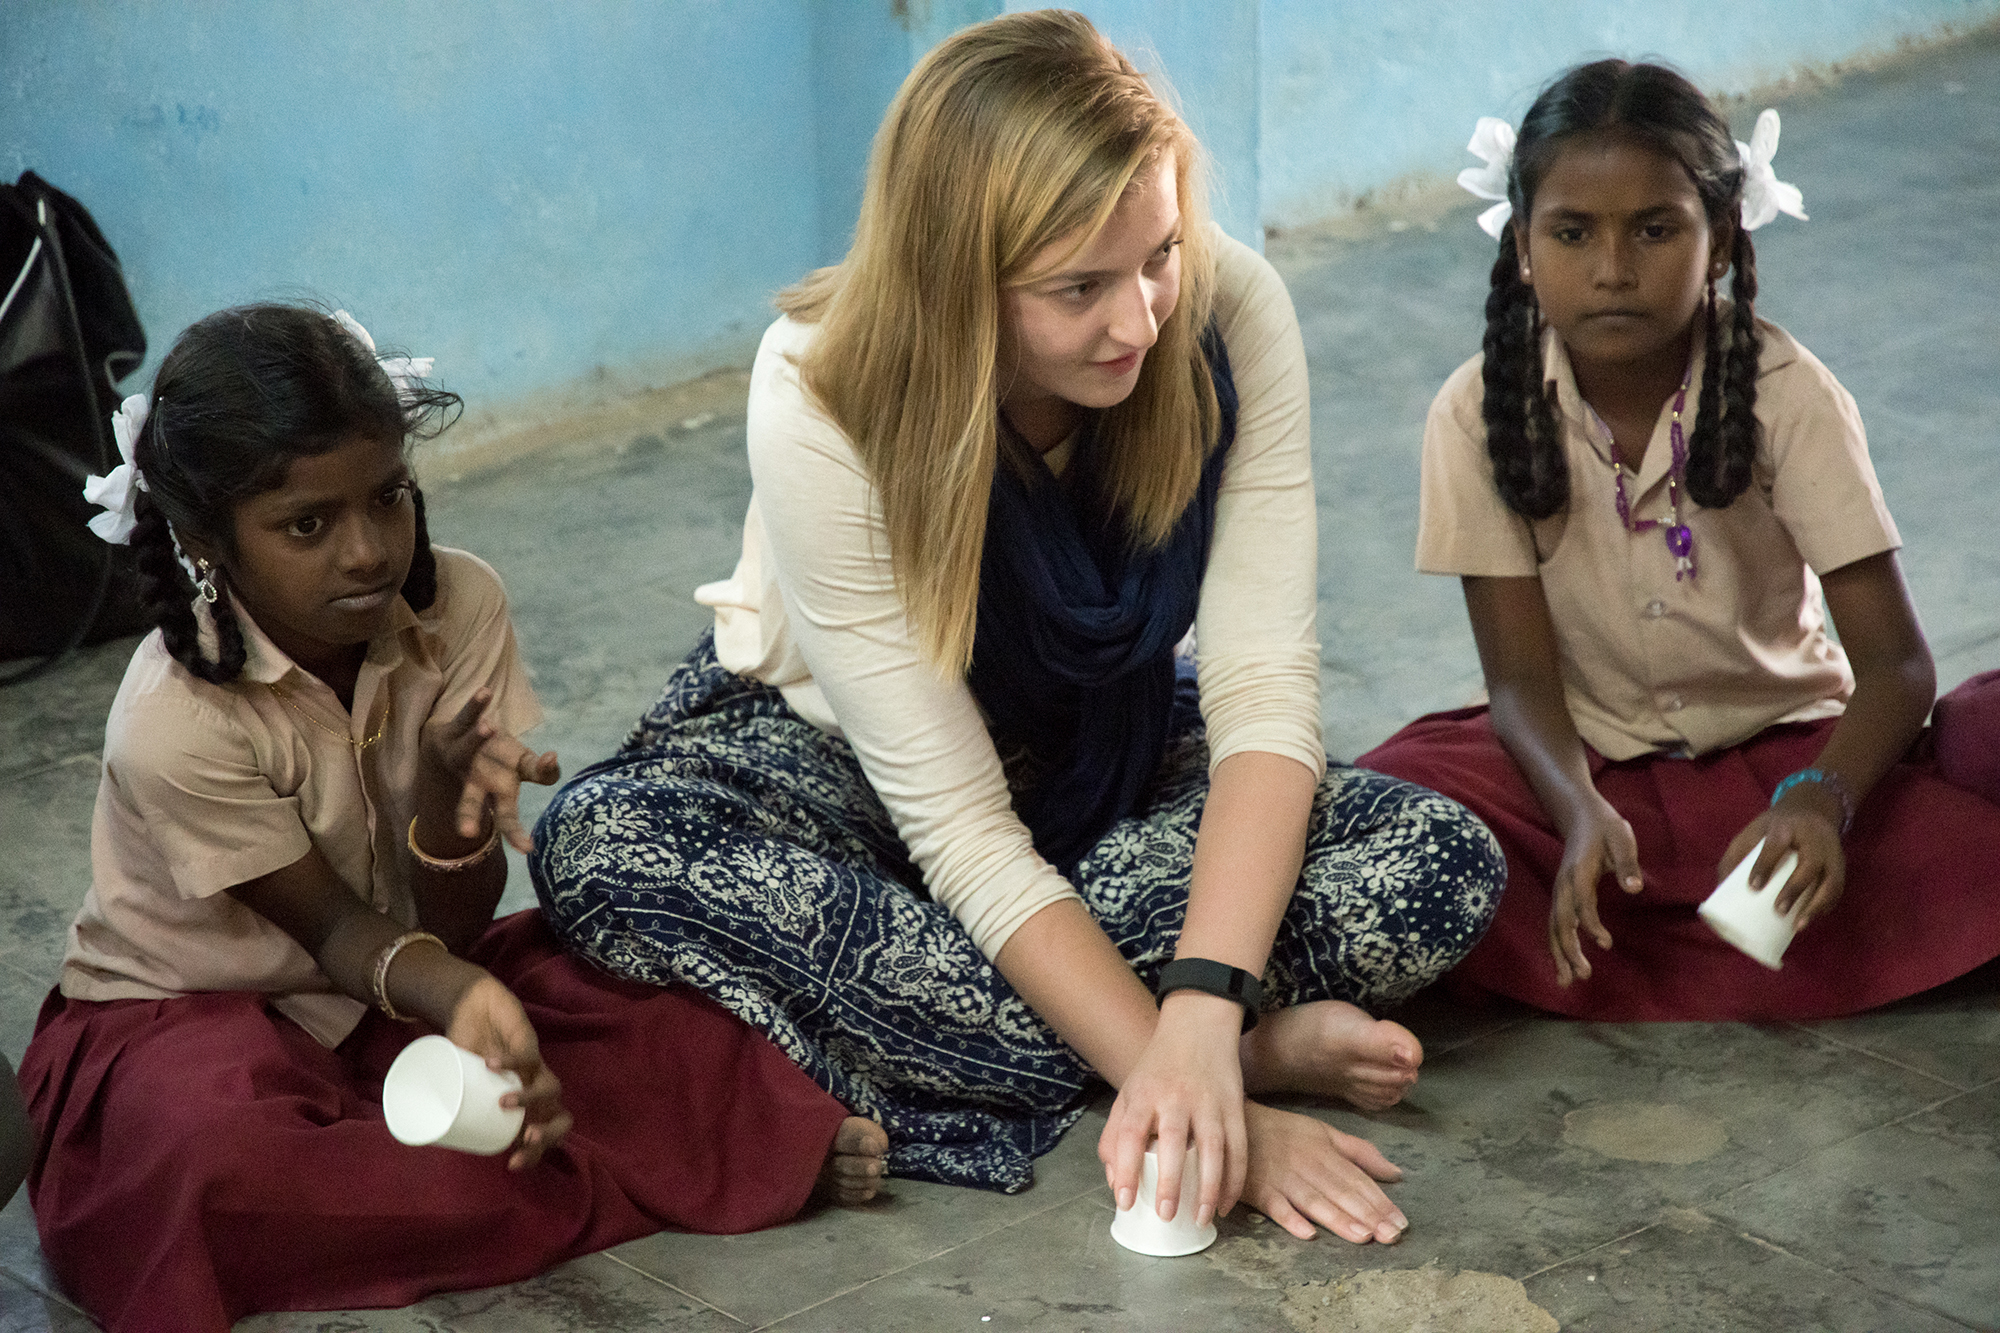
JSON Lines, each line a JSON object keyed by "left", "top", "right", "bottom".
{"left": 1155, "top": 957, "right": 1263, "bottom": 1032}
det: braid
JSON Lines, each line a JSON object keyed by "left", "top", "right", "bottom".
{"left": 130, "top": 497, "right": 204, "bottom": 676}
{"left": 128, "top": 495, "right": 248, "bottom": 684}
{"left": 1685, "top": 273, "right": 1726, "bottom": 502}
{"left": 402, "top": 487, "right": 438, "bottom": 612}
{"left": 1685, "top": 230, "right": 1761, "bottom": 508}
{"left": 205, "top": 584, "right": 249, "bottom": 684}
{"left": 1719, "top": 229, "right": 1762, "bottom": 502}
{"left": 1480, "top": 229, "right": 1568, "bottom": 518}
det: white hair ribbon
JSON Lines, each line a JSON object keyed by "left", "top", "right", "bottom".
{"left": 1736, "top": 108, "right": 1807, "bottom": 231}
{"left": 83, "top": 393, "right": 152, "bottom": 545}
{"left": 333, "top": 309, "right": 435, "bottom": 403}
{"left": 1457, "top": 117, "right": 1517, "bottom": 239}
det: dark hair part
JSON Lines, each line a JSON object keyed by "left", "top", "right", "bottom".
{"left": 129, "top": 304, "right": 462, "bottom": 683}
{"left": 1481, "top": 59, "right": 1761, "bottom": 519}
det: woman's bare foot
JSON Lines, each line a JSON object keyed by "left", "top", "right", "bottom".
{"left": 1239, "top": 1001, "right": 1422, "bottom": 1111}
{"left": 812, "top": 1116, "right": 889, "bottom": 1206}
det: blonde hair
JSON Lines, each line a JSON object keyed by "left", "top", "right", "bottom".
{"left": 780, "top": 8, "right": 1219, "bottom": 675}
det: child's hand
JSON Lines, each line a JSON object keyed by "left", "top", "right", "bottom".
{"left": 1548, "top": 799, "right": 1644, "bottom": 986}
{"left": 1719, "top": 797, "right": 1847, "bottom": 930}
{"left": 425, "top": 687, "right": 560, "bottom": 854}
{"left": 446, "top": 972, "right": 573, "bottom": 1171}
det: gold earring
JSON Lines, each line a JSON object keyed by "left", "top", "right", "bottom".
{"left": 195, "top": 559, "right": 219, "bottom": 604}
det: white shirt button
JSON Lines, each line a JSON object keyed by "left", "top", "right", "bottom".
{"left": 1665, "top": 695, "right": 1685, "bottom": 712}
{"left": 1645, "top": 599, "right": 1666, "bottom": 618}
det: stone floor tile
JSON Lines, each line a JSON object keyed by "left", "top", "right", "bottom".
{"left": 609, "top": 1104, "right": 1112, "bottom": 1328}
{"left": 0, "top": 1274, "right": 98, "bottom": 1333}
{"left": 767, "top": 1193, "right": 1299, "bottom": 1333}
{"left": 235, "top": 1252, "right": 740, "bottom": 1333}
{"left": 1384, "top": 985, "right": 1532, "bottom": 1059}
{"left": 0, "top": 962, "right": 52, "bottom": 1068}
{"left": 1330, "top": 1016, "right": 1964, "bottom": 1278}
{"left": 1798, "top": 962, "right": 2000, "bottom": 1092}
{"left": 1706, "top": 1081, "right": 2000, "bottom": 1330}
{"left": 0, "top": 1199, "right": 80, "bottom": 1326}
{"left": 1523, "top": 1205, "right": 1975, "bottom": 1333}
{"left": 0, "top": 637, "right": 133, "bottom": 787}
{"left": 0, "top": 757, "right": 98, "bottom": 987}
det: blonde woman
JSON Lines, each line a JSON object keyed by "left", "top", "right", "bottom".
{"left": 533, "top": 10, "right": 1501, "bottom": 1242}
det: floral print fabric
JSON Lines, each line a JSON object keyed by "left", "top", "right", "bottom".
{"left": 532, "top": 633, "right": 1502, "bottom": 1192}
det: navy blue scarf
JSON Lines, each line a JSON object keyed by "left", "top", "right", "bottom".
{"left": 967, "top": 325, "right": 1238, "bottom": 873}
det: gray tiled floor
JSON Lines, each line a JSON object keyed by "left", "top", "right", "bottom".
{"left": 4, "top": 27, "right": 1998, "bottom": 1333}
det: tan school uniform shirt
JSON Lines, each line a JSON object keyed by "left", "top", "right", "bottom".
{"left": 695, "top": 227, "right": 1325, "bottom": 959}
{"left": 60, "top": 547, "right": 542, "bottom": 1048}
{"left": 1417, "top": 316, "right": 1900, "bottom": 760}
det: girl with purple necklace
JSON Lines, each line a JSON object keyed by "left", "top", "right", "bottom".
{"left": 1360, "top": 59, "right": 2000, "bottom": 1021}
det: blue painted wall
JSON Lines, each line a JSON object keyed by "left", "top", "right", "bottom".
{"left": 4, "top": 0, "right": 1994, "bottom": 419}
{"left": 1257, "top": 0, "right": 2000, "bottom": 227}
{"left": 4, "top": 1, "right": 822, "bottom": 410}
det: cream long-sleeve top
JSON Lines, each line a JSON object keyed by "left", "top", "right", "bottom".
{"left": 696, "top": 228, "right": 1324, "bottom": 961}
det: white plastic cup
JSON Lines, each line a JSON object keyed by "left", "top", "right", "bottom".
{"left": 1698, "top": 837, "right": 1803, "bottom": 971}
{"left": 382, "top": 1034, "right": 525, "bottom": 1155}
{"left": 1110, "top": 1146, "right": 1218, "bottom": 1257}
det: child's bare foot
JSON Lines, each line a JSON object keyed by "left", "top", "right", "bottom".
{"left": 812, "top": 1116, "right": 889, "bottom": 1206}
{"left": 1239, "top": 1001, "right": 1423, "bottom": 1111}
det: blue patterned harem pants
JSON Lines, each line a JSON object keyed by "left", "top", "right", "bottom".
{"left": 531, "top": 633, "right": 1502, "bottom": 1192}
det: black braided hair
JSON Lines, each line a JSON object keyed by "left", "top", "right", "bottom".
{"left": 1480, "top": 227, "right": 1568, "bottom": 518}
{"left": 129, "top": 494, "right": 247, "bottom": 684}
{"left": 1685, "top": 226, "right": 1761, "bottom": 507}
{"left": 127, "top": 304, "right": 461, "bottom": 683}
{"left": 1483, "top": 59, "right": 1761, "bottom": 518}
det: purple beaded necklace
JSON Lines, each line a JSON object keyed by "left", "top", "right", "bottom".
{"left": 1607, "top": 366, "right": 1697, "bottom": 581}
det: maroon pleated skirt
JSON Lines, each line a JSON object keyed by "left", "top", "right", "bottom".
{"left": 1358, "top": 677, "right": 2000, "bottom": 1021}
{"left": 20, "top": 910, "right": 849, "bottom": 1333}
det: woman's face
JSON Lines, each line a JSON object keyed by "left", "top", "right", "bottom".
{"left": 1517, "top": 133, "right": 1723, "bottom": 382}
{"left": 207, "top": 433, "right": 417, "bottom": 678}
{"left": 1000, "top": 158, "right": 1183, "bottom": 449}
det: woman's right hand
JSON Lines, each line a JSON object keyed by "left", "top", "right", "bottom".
{"left": 446, "top": 971, "right": 572, "bottom": 1170}
{"left": 1240, "top": 1100, "right": 1406, "bottom": 1243}
{"left": 422, "top": 686, "right": 561, "bottom": 853}
{"left": 1547, "top": 797, "right": 1644, "bottom": 986}
{"left": 1098, "top": 992, "right": 1250, "bottom": 1229}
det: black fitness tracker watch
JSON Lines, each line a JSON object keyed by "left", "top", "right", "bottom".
{"left": 1155, "top": 957, "right": 1263, "bottom": 1031}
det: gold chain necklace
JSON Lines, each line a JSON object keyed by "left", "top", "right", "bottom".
{"left": 267, "top": 682, "right": 390, "bottom": 750}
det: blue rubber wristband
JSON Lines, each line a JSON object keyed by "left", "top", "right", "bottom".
{"left": 1770, "top": 767, "right": 1854, "bottom": 836}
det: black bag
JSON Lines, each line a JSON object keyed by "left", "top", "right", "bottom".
{"left": 0, "top": 171, "right": 149, "bottom": 682}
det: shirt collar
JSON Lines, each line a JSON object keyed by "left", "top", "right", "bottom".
{"left": 1539, "top": 314, "right": 1716, "bottom": 497}
{"left": 193, "top": 589, "right": 420, "bottom": 686}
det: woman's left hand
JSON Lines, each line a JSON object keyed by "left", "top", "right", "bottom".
{"left": 1098, "top": 992, "right": 1249, "bottom": 1229}
{"left": 1719, "top": 789, "right": 1847, "bottom": 929}
{"left": 446, "top": 972, "right": 573, "bottom": 1171}
{"left": 423, "top": 686, "right": 560, "bottom": 853}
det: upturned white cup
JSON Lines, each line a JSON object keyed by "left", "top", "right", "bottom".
{"left": 1110, "top": 1146, "right": 1218, "bottom": 1257}
{"left": 383, "top": 1034, "right": 525, "bottom": 1155}
{"left": 1698, "top": 837, "right": 1803, "bottom": 971}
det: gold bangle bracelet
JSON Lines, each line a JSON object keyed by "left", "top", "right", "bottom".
{"left": 370, "top": 930, "right": 447, "bottom": 1022}
{"left": 407, "top": 815, "right": 499, "bottom": 872}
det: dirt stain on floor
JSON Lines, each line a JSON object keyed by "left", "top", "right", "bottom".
{"left": 1561, "top": 1102, "right": 1728, "bottom": 1165}
{"left": 1281, "top": 1266, "right": 1559, "bottom": 1332}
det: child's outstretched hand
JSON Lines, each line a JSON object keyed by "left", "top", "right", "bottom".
{"left": 1548, "top": 797, "right": 1645, "bottom": 986}
{"left": 446, "top": 972, "right": 573, "bottom": 1171}
{"left": 425, "top": 686, "right": 560, "bottom": 853}
{"left": 1719, "top": 793, "right": 1847, "bottom": 930}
